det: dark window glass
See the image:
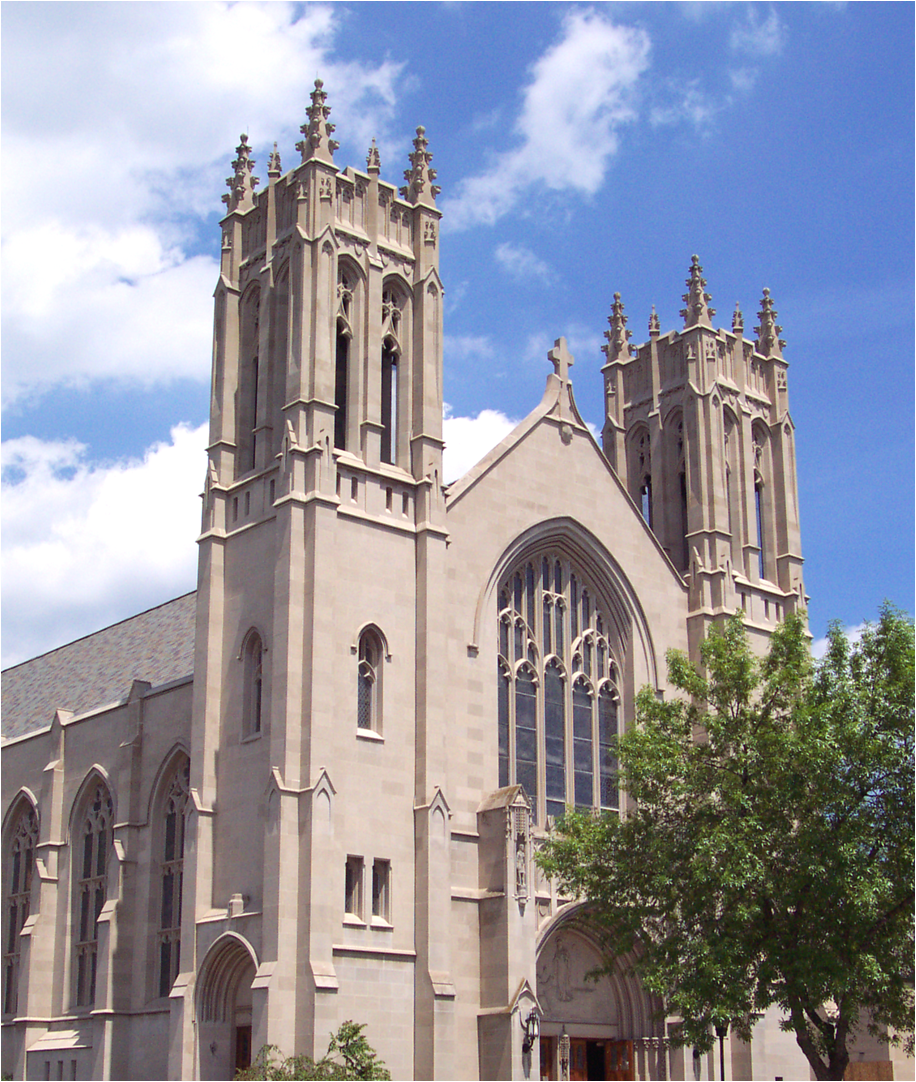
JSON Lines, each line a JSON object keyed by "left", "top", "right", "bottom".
{"left": 498, "top": 668, "right": 510, "bottom": 789}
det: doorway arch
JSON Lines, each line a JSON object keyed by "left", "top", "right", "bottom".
{"left": 536, "top": 910, "right": 664, "bottom": 1081}
{"left": 196, "top": 933, "right": 257, "bottom": 1081}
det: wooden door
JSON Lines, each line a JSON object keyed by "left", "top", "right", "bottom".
{"left": 570, "top": 1038, "right": 588, "bottom": 1081}
{"left": 234, "top": 1024, "right": 252, "bottom": 1072}
{"left": 605, "top": 1039, "right": 634, "bottom": 1082}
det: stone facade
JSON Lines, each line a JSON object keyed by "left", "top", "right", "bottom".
{"left": 3, "top": 84, "right": 907, "bottom": 1082}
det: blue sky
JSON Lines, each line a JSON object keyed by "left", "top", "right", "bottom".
{"left": 2, "top": 2, "right": 913, "bottom": 667}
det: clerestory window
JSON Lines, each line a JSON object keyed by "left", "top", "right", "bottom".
{"left": 497, "top": 555, "right": 621, "bottom": 824}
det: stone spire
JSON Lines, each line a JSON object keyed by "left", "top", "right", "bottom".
{"left": 267, "top": 141, "right": 282, "bottom": 179}
{"left": 603, "top": 293, "right": 633, "bottom": 363}
{"left": 366, "top": 139, "right": 381, "bottom": 174}
{"left": 648, "top": 305, "right": 661, "bottom": 337}
{"left": 754, "top": 288, "right": 785, "bottom": 357}
{"left": 680, "top": 254, "right": 715, "bottom": 329}
{"left": 222, "top": 134, "right": 259, "bottom": 212}
{"left": 400, "top": 126, "right": 440, "bottom": 206}
{"left": 297, "top": 78, "right": 339, "bottom": 164}
{"left": 732, "top": 302, "right": 744, "bottom": 334}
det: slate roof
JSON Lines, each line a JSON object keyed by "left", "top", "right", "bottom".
{"left": 1, "top": 593, "right": 197, "bottom": 741}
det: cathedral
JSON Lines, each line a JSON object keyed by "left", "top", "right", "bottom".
{"left": 4, "top": 82, "right": 893, "bottom": 1082}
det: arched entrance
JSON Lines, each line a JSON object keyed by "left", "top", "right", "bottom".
{"left": 536, "top": 917, "right": 664, "bottom": 1082}
{"left": 196, "top": 933, "right": 257, "bottom": 1081}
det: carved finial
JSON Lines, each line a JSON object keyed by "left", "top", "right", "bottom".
{"left": 366, "top": 139, "right": 381, "bottom": 174}
{"left": 222, "top": 134, "right": 259, "bottom": 212}
{"left": 754, "top": 287, "right": 786, "bottom": 357}
{"left": 680, "top": 254, "right": 716, "bottom": 329}
{"left": 602, "top": 293, "right": 634, "bottom": 362}
{"left": 400, "top": 125, "right": 441, "bottom": 206}
{"left": 732, "top": 302, "right": 744, "bottom": 334}
{"left": 267, "top": 141, "right": 282, "bottom": 179}
{"left": 297, "top": 78, "right": 339, "bottom": 164}
{"left": 649, "top": 305, "right": 661, "bottom": 337}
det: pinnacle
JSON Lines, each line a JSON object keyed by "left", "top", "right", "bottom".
{"left": 400, "top": 125, "right": 441, "bottom": 207}
{"left": 268, "top": 142, "right": 282, "bottom": 178}
{"left": 732, "top": 302, "right": 744, "bottom": 334}
{"left": 649, "top": 305, "right": 660, "bottom": 337}
{"left": 222, "top": 134, "right": 259, "bottom": 213}
{"left": 602, "top": 292, "right": 634, "bottom": 363}
{"left": 367, "top": 139, "right": 381, "bottom": 173}
{"left": 754, "top": 287, "right": 786, "bottom": 357}
{"left": 297, "top": 78, "right": 340, "bottom": 165}
{"left": 679, "top": 254, "right": 715, "bottom": 329}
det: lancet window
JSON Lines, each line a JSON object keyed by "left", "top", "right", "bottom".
{"left": 243, "top": 631, "right": 264, "bottom": 737}
{"left": 74, "top": 783, "right": 113, "bottom": 1007}
{"left": 158, "top": 759, "right": 189, "bottom": 998}
{"left": 4, "top": 802, "right": 38, "bottom": 1015}
{"left": 357, "top": 629, "right": 383, "bottom": 732}
{"left": 381, "top": 285, "right": 405, "bottom": 466}
{"left": 497, "top": 555, "right": 621, "bottom": 824}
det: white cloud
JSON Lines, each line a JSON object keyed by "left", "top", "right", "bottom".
{"left": 494, "top": 243, "right": 554, "bottom": 284}
{"left": 443, "top": 406, "right": 518, "bottom": 483}
{"left": 810, "top": 622, "right": 866, "bottom": 661}
{"left": 442, "top": 11, "right": 650, "bottom": 230}
{"left": 729, "top": 8, "right": 787, "bottom": 57}
{"left": 728, "top": 67, "right": 759, "bottom": 93}
{"left": 1, "top": 405, "right": 519, "bottom": 663}
{"left": 2, "top": 3, "right": 405, "bottom": 408}
{"left": 1, "top": 424, "right": 207, "bottom": 667}
{"left": 650, "top": 81, "right": 720, "bottom": 129}
{"left": 444, "top": 334, "right": 497, "bottom": 363}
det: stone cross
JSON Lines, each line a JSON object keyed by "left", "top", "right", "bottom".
{"left": 549, "top": 337, "right": 574, "bottom": 383}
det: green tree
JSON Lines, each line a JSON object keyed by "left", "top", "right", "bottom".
{"left": 235, "top": 1021, "right": 391, "bottom": 1081}
{"left": 537, "top": 607, "right": 914, "bottom": 1081}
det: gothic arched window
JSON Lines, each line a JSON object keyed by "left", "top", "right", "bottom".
{"left": 357, "top": 629, "right": 384, "bottom": 732}
{"left": 158, "top": 758, "right": 189, "bottom": 998}
{"left": 74, "top": 782, "right": 113, "bottom": 1007}
{"left": 4, "top": 801, "right": 38, "bottom": 1015}
{"left": 497, "top": 554, "right": 622, "bottom": 823}
{"left": 243, "top": 631, "right": 264, "bottom": 737}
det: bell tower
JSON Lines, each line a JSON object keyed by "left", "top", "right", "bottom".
{"left": 601, "top": 257, "right": 805, "bottom": 653}
{"left": 185, "top": 81, "right": 451, "bottom": 1080}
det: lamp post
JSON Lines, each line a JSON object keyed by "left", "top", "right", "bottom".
{"left": 714, "top": 1021, "right": 728, "bottom": 1081}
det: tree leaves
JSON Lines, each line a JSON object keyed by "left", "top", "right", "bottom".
{"left": 536, "top": 607, "right": 914, "bottom": 1081}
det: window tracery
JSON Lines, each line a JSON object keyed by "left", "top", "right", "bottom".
{"left": 74, "top": 783, "right": 113, "bottom": 1007}
{"left": 158, "top": 759, "right": 189, "bottom": 998}
{"left": 4, "top": 802, "right": 38, "bottom": 1015}
{"left": 497, "top": 555, "right": 621, "bottom": 824}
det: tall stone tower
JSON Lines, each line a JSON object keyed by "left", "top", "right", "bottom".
{"left": 601, "top": 257, "right": 805, "bottom": 654}
{"left": 182, "top": 81, "right": 451, "bottom": 1079}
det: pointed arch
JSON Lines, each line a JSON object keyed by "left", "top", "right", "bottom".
{"left": 69, "top": 771, "right": 115, "bottom": 1007}
{"left": 3, "top": 791, "right": 39, "bottom": 1015}
{"left": 149, "top": 749, "right": 190, "bottom": 1000}
{"left": 356, "top": 625, "right": 386, "bottom": 733}
{"left": 237, "top": 282, "right": 262, "bottom": 476}
{"left": 239, "top": 628, "right": 266, "bottom": 738}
